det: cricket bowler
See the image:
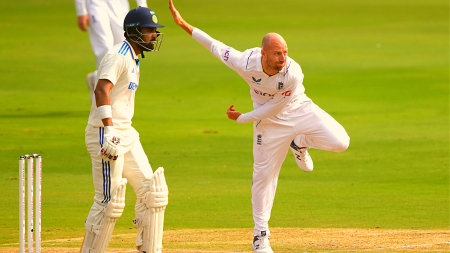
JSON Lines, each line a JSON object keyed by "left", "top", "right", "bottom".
{"left": 169, "top": 1, "right": 350, "bottom": 252}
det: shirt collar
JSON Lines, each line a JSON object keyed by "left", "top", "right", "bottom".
{"left": 123, "top": 40, "right": 138, "bottom": 60}
{"left": 256, "top": 51, "right": 263, "bottom": 72}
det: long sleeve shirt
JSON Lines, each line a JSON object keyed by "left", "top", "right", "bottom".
{"left": 192, "top": 28, "right": 310, "bottom": 124}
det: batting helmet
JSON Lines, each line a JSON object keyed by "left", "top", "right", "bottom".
{"left": 124, "top": 7, "right": 164, "bottom": 53}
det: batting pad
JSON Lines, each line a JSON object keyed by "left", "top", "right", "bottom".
{"left": 133, "top": 167, "right": 169, "bottom": 253}
{"left": 82, "top": 178, "right": 127, "bottom": 253}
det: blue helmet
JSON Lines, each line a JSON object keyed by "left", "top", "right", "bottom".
{"left": 124, "top": 6, "right": 164, "bottom": 30}
{"left": 124, "top": 7, "right": 164, "bottom": 53}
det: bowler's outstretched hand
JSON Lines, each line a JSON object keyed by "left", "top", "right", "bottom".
{"left": 168, "top": 0, "right": 182, "bottom": 26}
{"left": 226, "top": 104, "right": 242, "bottom": 121}
{"left": 169, "top": 0, "right": 194, "bottom": 35}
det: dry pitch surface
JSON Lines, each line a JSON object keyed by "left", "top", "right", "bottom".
{"left": 1, "top": 228, "right": 449, "bottom": 252}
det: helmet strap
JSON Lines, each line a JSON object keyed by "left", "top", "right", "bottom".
{"left": 140, "top": 47, "right": 146, "bottom": 58}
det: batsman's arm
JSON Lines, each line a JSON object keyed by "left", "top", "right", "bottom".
{"left": 95, "top": 79, "right": 121, "bottom": 161}
{"left": 94, "top": 79, "right": 114, "bottom": 127}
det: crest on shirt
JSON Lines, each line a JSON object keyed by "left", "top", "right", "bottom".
{"left": 277, "top": 82, "right": 284, "bottom": 90}
{"left": 252, "top": 77, "right": 262, "bottom": 83}
{"left": 128, "top": 82, "right": 138, "bottom": 90}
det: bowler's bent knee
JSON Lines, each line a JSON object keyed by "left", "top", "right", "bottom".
{"left": 332, "top": 136, "right": 350, "bottom": 153}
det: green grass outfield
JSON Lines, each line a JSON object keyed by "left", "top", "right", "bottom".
{"left": 0, "top": 0, "right": 448, "bottom": 250}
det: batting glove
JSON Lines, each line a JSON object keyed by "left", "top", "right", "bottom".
{"left": 98, "top": 126, "right": 121, "bottom": 161}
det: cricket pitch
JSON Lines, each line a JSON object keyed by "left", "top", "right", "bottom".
{"left": 1, "top": 228, "right": 449, "bottom": 252}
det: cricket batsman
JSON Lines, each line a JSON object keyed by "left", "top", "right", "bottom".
{"left": 81, "top": 6, "right": 169, "bottom": 253}
{"left": 169, "top": 0, "right": 350, "bottom": 252}
{"left": 75, "top": 0, "right": 149, "bottom": 102}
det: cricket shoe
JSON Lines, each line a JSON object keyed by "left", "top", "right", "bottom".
{"left": 290, "top": 140, "right": 313, "bottom": 172}
{"left": 252, "top": 231, "right": 273, "bottom": 253}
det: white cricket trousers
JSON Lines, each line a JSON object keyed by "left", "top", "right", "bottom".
{"left": 251, "top": 102, "right": 350, "bottom": 236}
{"left": 86, "top": 0, "right": 129, "bottom": 68}
{"left": 85, "top": 125, "right": 153, "bottom": 226}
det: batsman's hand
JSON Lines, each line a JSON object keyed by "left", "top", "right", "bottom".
{"left": 226, "top": 104, "right": 242, "bottom": 121}
{"left": 98, "top": 126, "right": 120, "bottom": 162}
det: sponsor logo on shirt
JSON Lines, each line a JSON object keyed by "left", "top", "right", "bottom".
{"left": 252, "top": 77, "right": 262, "bottom": 83}
{"left": 282, "top": 90, "right": 292, "bottom": 96}
{"left": 254, "top": 89, "right": 274, "bottom": 97}
{"left": 223, "top": 47, "right": 231, "bottom": 61}
{"left": 128, "top": 82, "right": 138, "bottom": 90}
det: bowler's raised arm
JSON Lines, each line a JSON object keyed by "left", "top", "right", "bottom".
{"left": 169, "top": 0, "right": 194, "bottom": 35}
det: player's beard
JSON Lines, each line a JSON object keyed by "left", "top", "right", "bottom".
{"left": 141, "top": 39, "right": 156, "bottom": 51}
{"left": 266, "top": 59, "right": 285, "bottom": 73}
{"left": 274, "top": 62, "right": 285, "bottom": 71}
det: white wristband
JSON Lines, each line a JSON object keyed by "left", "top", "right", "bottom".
{"left": 97, "top": 105, "right": 112, "bottom": 119}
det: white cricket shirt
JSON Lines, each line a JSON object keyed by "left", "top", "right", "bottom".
{"left": 88, "top": 40, "right": 140, "bottom": 128}
{"left": 192, "top": 28, "right": 310, "bottom": 124}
